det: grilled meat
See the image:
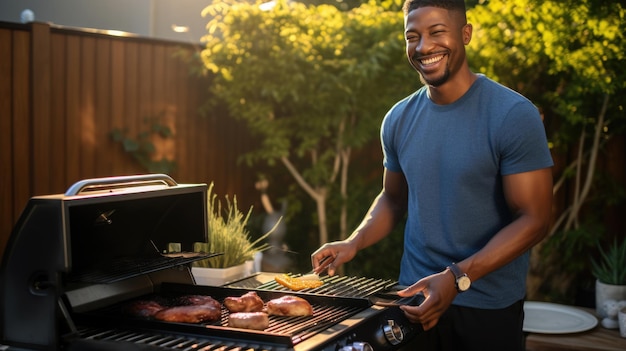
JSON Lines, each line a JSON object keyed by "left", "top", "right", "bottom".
{"left": 223, "top": 291, "right": 264, "bottom": 313}
{"left": 153, "top": 304, "right": 221, "bottom": 323}
{"left": 266, "top": 295, "right": 313, "bottom": 317}
{"left": 228, "top": 312, "right": 269, "bottom": 330}
{"left": 175, "top": 294, "right": 221, "bottom": 308}
{"left": 123, "top": 300, "right": 165, "bottom": 318}
{"left": 275, "top": 274, "right": 324, "bottom": 291}
{"left": 152, "top": 295, "right": 222, "bottom": 323}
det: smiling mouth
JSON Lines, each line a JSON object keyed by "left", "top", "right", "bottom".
{"left": 419, "top": 54, "right": 445, "bottom": 66}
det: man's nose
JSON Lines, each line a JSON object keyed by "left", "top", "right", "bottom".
{"left": 414, "top": 36, "right": 430, "bottom": 53}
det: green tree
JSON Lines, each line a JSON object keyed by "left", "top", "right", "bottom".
{"left": 200, "top": 0, "right": 415, "bottom": 246}
{"left": 468, "top": 0, "right": 626, "bottom": 301}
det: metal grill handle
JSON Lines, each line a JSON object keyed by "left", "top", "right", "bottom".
{"left": 64, "top": 174, "right": 178, "bottom": 196}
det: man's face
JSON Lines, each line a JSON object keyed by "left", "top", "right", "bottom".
{"left": 404, "top": 6, "right": 471, "bottom": 87}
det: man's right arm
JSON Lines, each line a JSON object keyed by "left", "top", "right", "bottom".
{"left": 311, "top": 169, "right": 408, "bottom": 275}
{"left": 346, "top": 169, "right": 408, "bottom": 250}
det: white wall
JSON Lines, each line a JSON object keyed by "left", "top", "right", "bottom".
{"left": 0, "top": 0, "right": 210, "bottom": 43}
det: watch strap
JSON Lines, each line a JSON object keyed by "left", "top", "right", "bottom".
{"left": 447, "top": 262, "right": 470, "bottom": 292}
{"left": 448, "top": 262, "right": 463, "bottom": 279}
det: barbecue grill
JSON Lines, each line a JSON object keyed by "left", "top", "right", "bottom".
{"left": 0, "top": 174, "right": 423, "bottom": 351}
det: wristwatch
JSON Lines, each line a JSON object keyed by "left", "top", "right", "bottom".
{"left": 447, "top": 263, "right": 471, "bottom": 293}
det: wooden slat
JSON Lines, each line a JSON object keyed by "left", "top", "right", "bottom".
{"left": 124, "top": 40, "right": 139, "bottom": 172}
{"left": 79, "top": 36, "right": 96, "bottom": 177}
{"left": 50, "top": 33, "right": 68, "bottom": 192}
{"left": 95, "top": 38, "right": 112, "bottom": 177}
{"left": 0, "top": 28, "right": 14, "bottom": 253}
{"left": 110, "top": 39, "right": 126, "bottom": 175}
{"left": 65, "top": 34, "right": 81, "bottom": 184}
{"left": 11, "top": 30, "right": 32, "bottom": 226}
{"left": 161, "top": 45, "right": 176, "bottom": 171}
{"left": 31, "top": 23, "right": 52, "bottom": 194}
{"left": 173, "top": 47, "right": 190, "bottom": 181}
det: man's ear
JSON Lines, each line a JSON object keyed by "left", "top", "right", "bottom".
{"left": 463, "top": 23, "right": 473, "bottom": 45}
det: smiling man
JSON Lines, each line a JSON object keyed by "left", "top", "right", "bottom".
{"left": 311, "top": 1, "right": 554, "bottom": 350}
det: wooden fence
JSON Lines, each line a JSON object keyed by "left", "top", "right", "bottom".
{"left": 0, "top": 21, "right": 269, "bottom": 257}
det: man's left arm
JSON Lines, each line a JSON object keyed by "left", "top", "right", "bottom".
{"left": 458, "top": 167, "right": 553, "bottom": 281}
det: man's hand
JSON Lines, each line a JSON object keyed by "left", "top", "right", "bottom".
{"left": 397, "top": 269, "right": 458, "bottom": 330}
{"left": 310, "top": 240, "right": 358, "bottom": 276}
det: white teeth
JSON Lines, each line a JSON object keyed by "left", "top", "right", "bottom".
{"left": 420, "top": 55, "right": 444, "bottom": 65}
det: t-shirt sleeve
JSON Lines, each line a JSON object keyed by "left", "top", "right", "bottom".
{"left": 381, "top": 109, "right": 402, "bottom": 173}
{"left": 499, "top": 102, "right": 554, "bottom": 175}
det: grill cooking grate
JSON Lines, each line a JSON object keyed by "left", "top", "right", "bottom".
{"left": 250, "top": 275, "right": 397, "bottom": 298}
{"left": 73, "top": 283, "right": 376, "bottom": 349}
{"left": 249, "top": 303, "right": 363, "bottom": 341}
{"left": 75, "top": 301, "right": 366, "bottom": 350}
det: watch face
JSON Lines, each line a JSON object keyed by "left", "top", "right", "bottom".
{"left": 458, "top": 276, "right": 471, "bottom": 291}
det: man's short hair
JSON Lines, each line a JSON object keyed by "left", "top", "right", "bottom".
{"left": 402, "top": 0, "right": 467, "bottom": 17}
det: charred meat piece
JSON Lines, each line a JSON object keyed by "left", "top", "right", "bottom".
{"left": 223, "top": 291, "right": 264, "bottom": 313}
{"left": 123, "top": 300, "right": 165, "bottom": 318}
{"left": 175, "top": 294, "right": 221, "bottom": 308}
{"left": 266, "top": 295, "right": 313, "bottom": 317}
{"left": 228, "top": 312, "right": 269, "bottom": 330}
{"left": 153, "top": 304, "right": 221, "bottom": 323}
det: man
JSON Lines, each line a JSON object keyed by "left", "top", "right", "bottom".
{"left": 310, "top": 0, "right": 553, "bottom": 350}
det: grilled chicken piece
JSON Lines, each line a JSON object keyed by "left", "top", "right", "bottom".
{"left": 228, "top": 312, "right": 269, "bottom": 330}
{"left": 224, "top": 291, "right": 264, "bottom": 313}
{"left": 176, "top": 294, "right": 221, "bottom": 308}
{"left": 266, "top": 295, "right": 313, "bottom": 317}
{"left": 275, "top": 274, "right": 323, "bottom": 291}
{"left": 153, "top": 304, "right": 221, "bottom": 323}
{"left": 124, "top": 300, "right": 165, "bottom": 318}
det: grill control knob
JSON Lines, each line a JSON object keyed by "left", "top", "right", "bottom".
{"left": 383, "top": 319, "right": 404, "bottom": 345}
{"left": 340, "top": 342, "right": 373, "bottom": 351}
{"left": 352, "top": 342, "right": 373, "bottom": 351}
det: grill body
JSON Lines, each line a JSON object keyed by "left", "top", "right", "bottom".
{"left": 0, "top": 175, "right": 422, "bottom": 351}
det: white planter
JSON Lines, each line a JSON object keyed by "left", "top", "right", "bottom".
{"left": 595, "top": 279, "right": 626, "bottom": 318}
{"left": 192, "top": 260, "right": 254, "bottom": 286}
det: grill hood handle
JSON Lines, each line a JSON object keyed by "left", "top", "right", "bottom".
{"left": 64, "top": 174, "right": 178, "bottom": 196}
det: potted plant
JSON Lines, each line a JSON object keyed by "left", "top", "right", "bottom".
{"left": 591, "top": 237, "right": 626, "bottom": 320}
{"left": 191, "top": 183, "right": 278, "bottom": 285}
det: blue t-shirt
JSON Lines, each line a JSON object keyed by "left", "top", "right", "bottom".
{"left": 381, "top": 75, "right": 553, "bottom": 309}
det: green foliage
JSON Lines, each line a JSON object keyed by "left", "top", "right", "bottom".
{"left": 199, "top": 0, "right": 417, "bottom": 246}
{"left": 541, "top": 223, "right": 603, "bottom": 278}
{"left": 193, "top": 183, "right": 276, "bottom": 268}
{"left": 468, "top": 0, "right": 626, "bottom": 302}
{"left": 110, "top": 116, "right": 176, "bottom": 174}
{"left": 200, "top": 0, "right": 413, "bottom": 177}
{"left": 591, "top": 238, "right": 626, "bottom": 285}
{"left": 468, "top": 0, "right": 626, "bottom": 149}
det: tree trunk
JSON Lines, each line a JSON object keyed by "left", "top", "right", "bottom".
{"left": 280, "top": 156, "right": 329, "bottom": 246}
